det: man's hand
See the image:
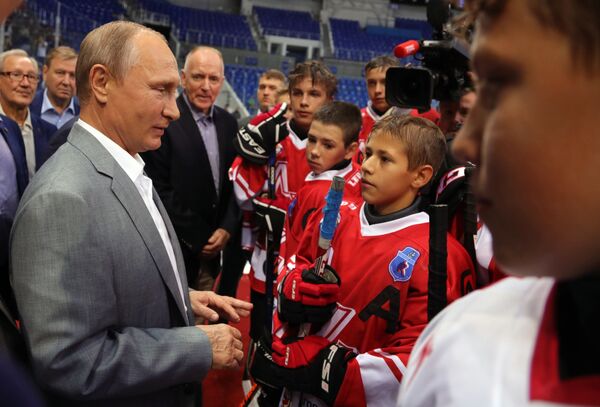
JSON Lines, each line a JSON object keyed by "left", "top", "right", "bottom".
{"left": 201, "top": 228, "right": 230, "bottom": 258}
{"left": 197, "top": 324, "right": 244, "bottom": 369}
{"left": 189, "top": 290, "right": 253, "bottom": 323}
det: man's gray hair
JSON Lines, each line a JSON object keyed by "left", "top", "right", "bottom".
{"left": 0, "top": 49, "right": 39, "bottom": 73}
{"left": 76, "top": 20, "right": 167, "bottom": 105}
{"left": 183, "top": 46, "right": 223, "bottom": 74}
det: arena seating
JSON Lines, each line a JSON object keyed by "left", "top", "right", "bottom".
{"left": 28, "top": 0, "right": 124, "bottom": 50}
{"left": 395, "top": 17, "right": 433, "bottom": 40}
{"left": 253, "top": 6, "right": 320, "bottom": 40}
{"left": 330, "top": 17, "right": 430, "bottom": 63}
{"left": 337, "top": 77, "right": 369, "bottom": 108}
{"left": 138, "top": 0, "right": 257, "bottom": 51}
{"left": 330, "top": 18, "right": 400, "bottom": 62}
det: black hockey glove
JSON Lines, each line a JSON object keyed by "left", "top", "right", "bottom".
{"left": 250, "top": 335, "right": 355, "bottom": 406}
{"left": 277, "top": 264, "right": 341, "bottom": 325}
{"left": 252, "top": 197, "right": 287, "bottom": 247}
{"left": 234, "top": 103, "right": 289, "bottom": 165}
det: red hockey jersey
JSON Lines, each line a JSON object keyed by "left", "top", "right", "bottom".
{"left": 276, "top": 202, "right": 476, "bottom": 406}
{"left": 277, "top": 162, "right": 362, "bottom": 271}
{"left": 229, "top": 121, "right": 311, "bottom": 293}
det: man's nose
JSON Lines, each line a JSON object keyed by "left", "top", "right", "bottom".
{"left": 164, "top": 94, "right": 180, "bottom": 121}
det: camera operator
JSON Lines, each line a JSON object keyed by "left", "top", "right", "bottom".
{"left": 355, "top": 56, "right": 439, "bottom": 164}
{"left": 438, "top": 85, "right": 475, "bottom": 136}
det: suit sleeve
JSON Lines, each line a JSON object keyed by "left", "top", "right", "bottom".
{"left": 10, "top": 190, "right": 212, "bottom": 399}
{"left": 143, "top": 130, "right": 214, "bottom": 253}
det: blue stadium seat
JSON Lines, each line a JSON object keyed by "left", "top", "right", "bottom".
{"left": 254, "top": 6, "right": 320, "bottom": 41}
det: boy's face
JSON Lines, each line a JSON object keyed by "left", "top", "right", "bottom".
{"left": 306, "top": 120, "right": 356, "bottom": 174}
{"left": 257, "top": 76, "right": 285, "bottom": 113}
{"left": 290, "top": 77, "right": 331, "bottom": 130}
{"left": 365, "top": 66, "right": 391, "bottom": 113}
{"left": 361, "top": 132, "right": 426, "bottom": 216}
{"left": 452, "top": 0, "right": 600, "bottom": 279}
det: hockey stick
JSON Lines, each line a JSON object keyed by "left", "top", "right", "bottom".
{"left": 427, "top": 204, "right": 448, "bottom": 321}
{"left": 461, "top": 167, "right": 480, "bottom": 287}
{"left": 278, "top": 176, "right": 345, "bottom": 406}
{"left": 298, "top": 175, "right": 345, "bottom": 336}
{"left": 241, "top": 153, "right": 279, "bottom": 406}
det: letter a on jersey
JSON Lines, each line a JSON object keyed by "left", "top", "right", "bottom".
{"left": 389, "top": 247, "right": 420, "bottom": 282}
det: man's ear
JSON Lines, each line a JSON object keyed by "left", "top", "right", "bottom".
{"left": 180, "top": 69, "right": 186, "bottom": 84}
{"left": 343, "top": 141, "right": 358, "bottom": 160}
{"left": 88, "top": 64, "right": 111, "bottom": 104}
{"left": 411, "top": 164, "right": 434, "bottom": 189}
{"left": 42, "top": 65, "right": 49, "bottom": 83}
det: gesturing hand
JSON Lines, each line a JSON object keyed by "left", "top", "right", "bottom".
{"left": 189, "top": 290, "right": 253, "bottom": 323}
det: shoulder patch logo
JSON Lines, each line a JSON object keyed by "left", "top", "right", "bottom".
{"left": 389, "top": 247, "right": 421, "bottom": 282}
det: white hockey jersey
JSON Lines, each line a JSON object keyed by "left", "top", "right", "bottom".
{"left": 399, "top": 277, "right": 600, "bottom": 406}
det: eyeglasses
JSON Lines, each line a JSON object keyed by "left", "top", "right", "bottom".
{"left": 0, "top": 71, "right": 40, "bottom": 83}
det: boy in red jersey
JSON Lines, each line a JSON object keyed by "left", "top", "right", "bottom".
{"left": 278, "top": 101, "right": 363, "bottom": 268}
{"left": 230, "top": 61, "right": 337, "bottom": 341}
{"left": 252, "top": 115, "right": 476, "bottom": 407}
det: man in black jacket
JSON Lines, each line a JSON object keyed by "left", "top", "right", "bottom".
{"left": 144, "top": 46, "right": 240, "bottom": 293}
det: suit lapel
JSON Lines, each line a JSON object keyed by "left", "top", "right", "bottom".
{"left": 69, "top": 124, "right": 190, "bottom": 324}
{"left": 152, "top": 189, "right": 194, "bottom": 324}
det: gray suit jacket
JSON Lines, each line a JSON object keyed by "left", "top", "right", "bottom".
{"left": 10, "top": 123, "right": 212, "bottom": 406}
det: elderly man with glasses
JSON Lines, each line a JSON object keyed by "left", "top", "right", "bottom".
{"left": 0, "top": 49, "right": 56, "bottom": 177}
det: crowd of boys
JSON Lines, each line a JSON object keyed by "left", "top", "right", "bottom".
{"left": 230, "top": 55, "right": 479, "bottom": 406}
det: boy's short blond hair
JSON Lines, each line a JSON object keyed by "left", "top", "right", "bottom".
{"left": 369, "top": 114, "right": 446, "bottom": 174}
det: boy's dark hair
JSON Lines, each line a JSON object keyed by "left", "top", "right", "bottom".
{"left": 460, "top": 0, "right": 600, "bottom": 73}
{"left": 369, "top": 115, "right": 446, "bottom": 175}
{"left": 288, "top": 60, "right": 337, "bottom": 98}
{"left": 312, "top": 101, "right": 361, "bottom": 146}
{"left": 364, "top": 55, "right": 399, "bottom": 75}
{"left": 260, "top": 68, "right": 286, "bottom": 84}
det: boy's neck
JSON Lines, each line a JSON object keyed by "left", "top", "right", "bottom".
{"left": 289, "top": 119, "right": 309, "bottom": 140}
{"left": 364, "top": 197, "right": 422, "bottom": 225}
